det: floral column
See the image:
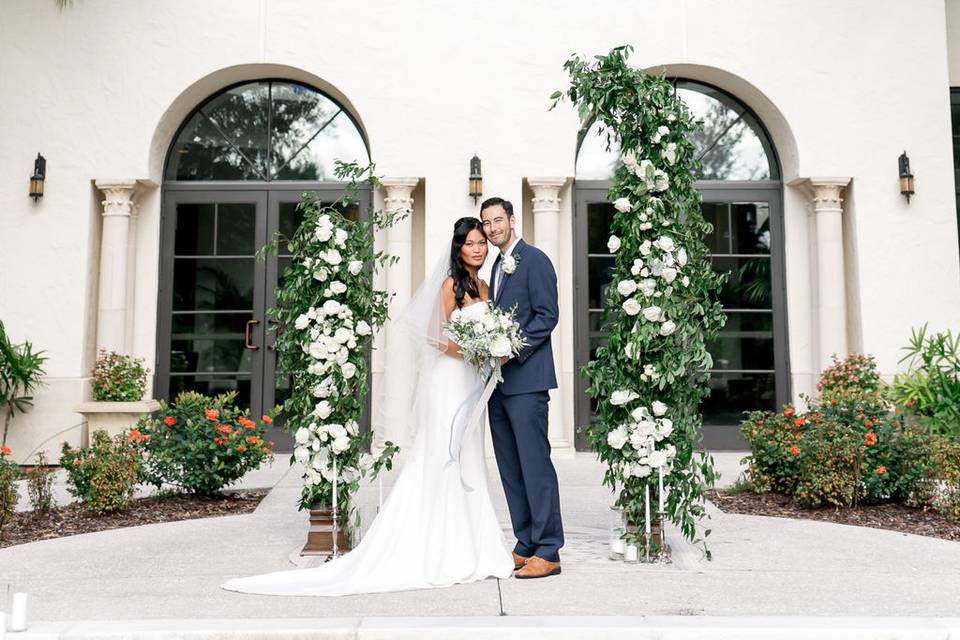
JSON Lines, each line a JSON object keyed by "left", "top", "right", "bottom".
{"left": 93, "top": 180, "right": 153, "bottom": 354}
{"left": 528, "top": 177, "right": 571, "bottom": 451}
{"left": 792, "top": 177, "right": 852, "bottom": 374}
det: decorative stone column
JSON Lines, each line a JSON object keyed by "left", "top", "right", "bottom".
{"left": 528, "top": 177, "right": 571, "bottom": 452}
{"left": 94, "top": 180, "right": 138, "bottom": 354}
{"left": 381, "top": 178, "right": 419, "bottom": 312}
{"left": 791, "top": 177, "right": 852, "bottom": 374}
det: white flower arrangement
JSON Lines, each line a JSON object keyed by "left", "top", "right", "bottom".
{"left": 501, "top": 254, "right": 518, "bottom": 275}
{"left": 442, "top": 301, "right": 527, "bottom": 383}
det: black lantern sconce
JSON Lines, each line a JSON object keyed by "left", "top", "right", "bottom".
{"left": 469, "top": 154, "right": 482, "bottom": 204}
{"left": 898, "top": 151, "right": 914, "bottom": 203}
{"left": 30, "top": 153, "right": 46, "bottom": 202}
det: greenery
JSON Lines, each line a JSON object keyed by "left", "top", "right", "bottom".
{"left": 892, "top": 324, "right": 960, "bottom": 438}
{"left": 25, "top": 450, "right": 55, "bottom": 515}
{"left": 266, "top": 161, "right": 401, "bottom": 515}
{"left": 60, "top": 430, "right": 143, "bottom": 515}
{"left": 136, "top": 390, "right": 274, "bottom": 497}
{"left": 0, "top": 319, "right": 47, "bottom": 448}
{"left": 552, "top": 46, "right": 725, "bottom": 556}
{"left": 741, "top": 353, "right": 960, "bottom": 520}
{"left": 91, "top": 349, "right": 149, "bottom": 402}
{"left": 0, "top": 445, "right": 19, "bottom": 539}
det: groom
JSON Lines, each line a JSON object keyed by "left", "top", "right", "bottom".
{"left": 481, "top": 197, "right": 564, "bottom": 579}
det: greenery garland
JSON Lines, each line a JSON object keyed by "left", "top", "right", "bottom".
{"left": 552, "top": 46, "right": 726, "bottom": 556}
{"left": 266, "top": 162, "right": 400, "bottom": 516}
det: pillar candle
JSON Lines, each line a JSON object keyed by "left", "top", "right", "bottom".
{"left": 10, "top": 593, "right": 26, "bottom": 631}
{"left": 644, "top": 484, "right": 651, "bottom": 536}
{"left": 624, "top": 544, "right": 638, "bottom": 562}
{"left": 658, "top": 466, "right": 665, "bottom": 513}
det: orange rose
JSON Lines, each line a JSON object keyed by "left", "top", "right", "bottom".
{"left": 793, "top": 417, "right": 805, "bottom": 427}
{"left": 216, "top": 424, "right": 232, "bottom": 434}
{"left": 864, "top": 432, "right": 877, "bottom": 447}
{"left": 783, "top": 407, "right": 795, "bottom": 416}
{"left": 262, "top": 415, "right": 273, "bottom": 425}
{"left": 205, "top": 409, "right": 220, "bottom": 420}
{"left": 237, "top": 444, "right": 247, "bottom": 452}
{"left": 163, "top": 415, "right": 177, "bottom": 426}
{"left": 246, "top": 435, "right": 259, "bottom": 444}
{"left": 876, "top": 465, "right": 887, "bottom": 475}
{"left": 0, "top": 446, "right": 10, "bottom": 456}
{"left": 789, "top": 445, "right": 800, "bottom": 457}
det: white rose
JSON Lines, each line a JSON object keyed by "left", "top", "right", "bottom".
{"left": 631, "top": 463, "right": 652, "bottom": 478}
{"left": 657, "top": 125, "right": 670, "bottom": 137}
{"left": 323, "top": 300, "right": 341, "bottom": 315}
{"left": 315, "top": 225, "right": 333, "bottom": 242}
{"left": 294, "top": 446, "right": 310, "bottom": 464}
{"left": 613, "top": 197, "right": 632, "bottom": 213}
{"left": 295, "top": 427, "right": 311, "bottom": 445}
{"left": 682, "top": 276, "right": 690, "bottom": 287}
{"left": 648, "top": 450, "right": 668, "bottom": 468}
{"left": 617, "top": 280, "right": 638, "bottom": 296}
{"left": 631, "top": 259, "right": 644, "bottom": 276}
{"left": 658, "top": 418, "right": 674, "bottom": 439}
{"left": 662, "top": 142, "right": 677, "bottom": 165}
{"left": 622, "top": 150, "right": 639, "bottom": 169}
{"left": 348, "top": 260, "right": 363, "bottom": 275}
{"left": 654, "top": 236, "right": 675, "bottom": 252}
{"left": 639, "top": 279, "right": 657, "bottom": 297}
{"left": 642, "top": 306, "right": 663, "bottom": 322}
{"left": 324, "top": 249, "right": 342, "bottom": 266}
{"left": 607, "top": 426, "right": 629, "bottom": 450}
{"left": 631, "top": 406, "right": 652, "bottom": 422}
{"left": 331, "top": 435, "right": 351, "bottom": 454}
{"left": 355, "top": 320, "right": 372, "bottom": 336}
{"left": 654, "top": 170, "right": 670, "bottom": 192}
{"left": 622, "top": 298, "right": 642, "bottom": 316}
{"left": 607, "top": 235, "right": 621, "bottom": 253}
{"left": 313, "top": 400, "right": 332, "bottom": 419}
{"left": 489, "top": 334, "right": 513, "bottom": 358}
{"left": 639, "top": 240, "right": 652, "bottom": 256}
{"left": 330, "top": 281, "right": 347, "bottom": 294}
{"left": 660, "top": 320, "right": 677, "bottom": 336}
{"left": 677, "top": 247, "right": 688, "bottom": 266}
{"left": 334, "top": 228, "right": 348, "bottom": 247}
{"left": 313, "top": 268, "right": 329, "bottom": 282}
{"left": 636, "top": 159, "right": 654, "bottom": 178}
{"left": 342, "top": 362, "right": 357, "bottom": 379}
{"left": 345, "top": 420, "right": 359, "bottom": 436}
{"left": 651, "top": 400, "right": 668, "bottom": 416}
{"left": 661, "top": 267, "right": 677, "bottom": 284}
{"left": 610, "top": 390, "right": 639, "bottom": 406}
{"left": 334, "top": 327, "right": 353, "bottom": 344}
{"left": 295, "top": 314, "right": 310, "bottom": 330}
{"left": 667, "top": 113, "right": 677, "bottom": 122}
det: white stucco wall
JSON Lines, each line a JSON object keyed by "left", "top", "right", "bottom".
{"left": 1, "top": 0, "right": 958, "bottom": 462}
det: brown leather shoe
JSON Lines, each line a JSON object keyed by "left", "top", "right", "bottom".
{"left": 514, "top": 556, "right": 561, "bottom": 579}
{"left": 512, "top": 552, "right": 530, "bottom": 571}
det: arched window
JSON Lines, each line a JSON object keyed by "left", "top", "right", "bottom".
{"left": 158, "top": 80, "right": 370, "bottom": 451}
{"left": 573, "top": 80, "right": 788, "bottom": 450}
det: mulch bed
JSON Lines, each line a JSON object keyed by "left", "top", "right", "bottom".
{"left": 708, "top": 489, "right": 960, "bottom": 542}
{"left": 0, "top": 490, "right": 267, "bottom": 549}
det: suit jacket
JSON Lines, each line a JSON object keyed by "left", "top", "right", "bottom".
{"left": 489, "top": 238, "right": 559, "bottom": 396}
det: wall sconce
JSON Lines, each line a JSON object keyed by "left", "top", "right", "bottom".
{"left": 30, "top": 153, "right": 46, "bottom": 202}
{"left": 469, "top": 154, "right": 482, "bottom": 204}
{"left": 898, "top": 151, "right": 914, "bottom": 203}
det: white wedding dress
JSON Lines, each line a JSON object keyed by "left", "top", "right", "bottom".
{"left": 221, "top": 301, "right": 513, "bottom": 596}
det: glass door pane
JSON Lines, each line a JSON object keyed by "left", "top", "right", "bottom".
{"left": 158, "top": 192, "right": 268, "bottom": 419}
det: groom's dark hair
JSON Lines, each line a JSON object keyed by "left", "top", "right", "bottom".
{"left": 480, "top": 196, "right": 514, "bottom": 218}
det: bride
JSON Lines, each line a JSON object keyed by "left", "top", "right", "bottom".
{"left": 221, "top": 217, "right": 514, "bottom": 596}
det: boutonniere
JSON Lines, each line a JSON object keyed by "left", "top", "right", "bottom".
{"left": 502, "top": 254, "right": 519, "bottom": 275}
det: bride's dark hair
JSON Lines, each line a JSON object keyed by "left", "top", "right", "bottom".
{"left": 449, "top": 217, "right": 486, "bottom": 309}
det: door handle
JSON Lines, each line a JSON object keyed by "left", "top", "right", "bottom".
{"left": 244, "top": 319, "right": 260, "bottom": 350}
{"left": 267, "top": 319, "right": 280, "bottom": 351}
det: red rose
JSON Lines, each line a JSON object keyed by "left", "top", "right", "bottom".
{"left": 163, "top": 415, "right": 177, "bottom": 426}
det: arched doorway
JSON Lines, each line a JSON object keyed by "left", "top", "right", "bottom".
{"left": 157, "top": 79, "right": 370, "bottom": 450}
{"left": 573, "top": 79, "right": 788, "bottom": 450}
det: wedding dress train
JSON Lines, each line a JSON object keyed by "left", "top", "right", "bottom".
{"left": 221, "top": 301, "right": 513, "bottom": 596}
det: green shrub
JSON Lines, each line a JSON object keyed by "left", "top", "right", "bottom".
{"left": 25, "top": 450, "right": 55, "bottom": 515}
{"left": 739, "top": 409, "right": 800, "bottom": 494}
{"left": 892, "top": 324, "right": 960, "bottom": 438}
{"left": 817, "top": 353, "right": 882, "bottom": 396}
{"left": 792, "top": 418, "right": 861, "bottom": 508}
{"left": 91, "top": 349, "right": 148, "bottom": 402}
{"left": 136, "top": 390, "right": 274, "bottom": 496}
{"left": 0, "top": 445, "right": 19, "bottom": 538}
{"left": 60, "top": 430, "right": 143, "bottom": 515}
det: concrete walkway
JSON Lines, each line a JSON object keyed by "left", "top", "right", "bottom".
{"left": 2, "top": 452, "right": 959, "bottom": 636}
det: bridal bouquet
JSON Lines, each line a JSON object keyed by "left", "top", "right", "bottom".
{"left": 443, "top": 301, "right": 527, "bottom": 383}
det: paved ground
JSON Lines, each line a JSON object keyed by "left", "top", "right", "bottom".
{"left": 3, "top": 451, "right": 960, "bottom": 631}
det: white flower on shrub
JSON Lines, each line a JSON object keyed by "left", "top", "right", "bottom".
{"left": 294, "top": 446, "right": 310, "bottom": 464}
{"left": 334, "top": 228, "right": 348, "bottom": 247}
{"left": 682, "top": 275, "right": 690, "bottom": 287}
{"left": 334, "top": 327, "right": 353, "bottom": 344}
{"left": 295, "top": 314, "right": 310, "bottom": 330}
{"left": 313, "top": 268, "right": 329, "bottom": 282}
{"left": 650, "top": 259, "right": 664, "bottom": 277}
{"left": 321, "top": 249, "right": 342, "bottom": 266}
{"left": 313, "top": 400, "right": 332, "bottom": 419}
{"left": 331, "top": 435, "right": 351, "bottom": 454}
{"left": 654, "top": 236, "right": 675, "bottom": 252}
{"left": 613, "top": 197, "right": 633, "bottom": 213}
{"left": 622, "top": 298, "right": 642, "bottom": 316}
{"left": 677, "top": 247, "right": 688, "bottom": 267}
{"left": 657, "top": 418, "right": 674, "bottom": 439}
{"left": 653, "top": 170, "right": 669, "bottom": 192}
{"left": 639, "top": 279, "right": 657, "bottom": 297}
{"left": 630, "top": 463, "right": 652, "bottom": 478}
{"left": 607, "top": 235, "right": 621, "bottom": 253}
{"left": 295, "top": 427, "right": 311, "bottom": 445}
{"left": 341, "top": 362, "right": 357, "bottom": 379}
{"left": 666, "top": 113, "right": 677, "bottom": 122}
{"left": 315, "top": 217, "right": 334, "bottom": 242}
{"left": 640, "top": 363, "right": 658, "bottom": 382}
{"left": 651, "top": 400, "right": 668, "bottom": 416}
{"left": 330, "top": 281, "right": 347, "bottom": 295}
{"left": 622, "top": 150, "right": 639, "bottom": 170}
{"left": 607, "top": 425, "right": 629, "bottom": 449}
{"left": 662, "top": 142, "right": 677, "bottom": 165}
{"left": 617, "top": 280, "right": 638, "bottom": 296}
{"left": 642, "top": 306, "right": 663, "bottom": 322}
{"left": 355, "top": 320, "right": 372, "bottom": 336}
{"left": 648, "top": 450, "right": 668, "bottom": 468}
{"left": 347, "top": 260, "right": 363, "bottom": 275}
{"left": 322, "top": 300, "right": 341, "bottom": 315}
{"left": 631, "top": 259, "right": 644, "bottom": 276}
{"left": 631, "top": 405, "right": 652, "bottom": 422}
{"left": 639, "top": 240, "right": 652, "bottom": 256}
{"left": 610, "top": 389, "right": 639, "bottom": 406}
{"left": 661, "top": 267, "right": 677, "bottom": 284}
{"left": 660, "top": 320, "right": 677, "bottom": 336}
{"left": 345, "top": 420, "right": 359, "bottom": 436}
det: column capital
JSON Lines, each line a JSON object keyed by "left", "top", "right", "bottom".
{"left": 380, "top": 178, "right": 419, "bottom": 215}
{"left": 788, "top": 177, "right": 851, "bottom": 211}
{"left": 527, "top": 177, "right": 569, "bottom": 212}
{"left": 95, "top": 179, "right": 157, "bottom": 217}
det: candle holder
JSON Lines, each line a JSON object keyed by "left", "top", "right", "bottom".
{"left": 624, "top": 543, "right": 639, "bottom": 563}
{"left": 608, "top": 507, "right": 625, "bottom": 559}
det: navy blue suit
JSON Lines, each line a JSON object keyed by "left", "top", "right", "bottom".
{"left": 488, "top": 238, "right": 564, "bottom": 562}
